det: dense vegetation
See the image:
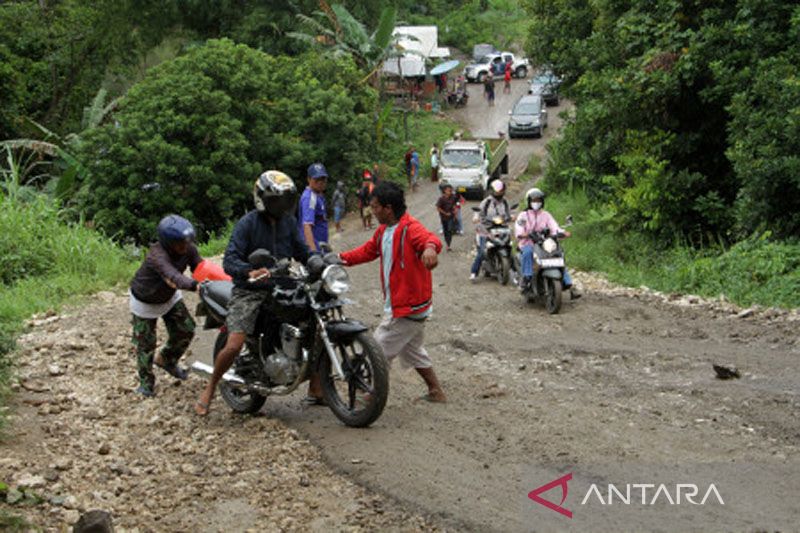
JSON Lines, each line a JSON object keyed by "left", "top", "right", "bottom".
{"left": 524, "top": 0, "right": 800, "bottom": 243}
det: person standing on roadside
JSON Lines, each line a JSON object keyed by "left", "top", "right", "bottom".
{"left": 404, "top": 146, "right": 414, "bottom": 186}
{"left": 298, "top": 162, "right": 329, "bottom": 253}
{"left": 436, "top": 184, "right": 458, "bottom": 251}
{"left": 339, "top": 182, "right": 447, "bottom": 403}
{"left": 430, "top": 143, "right": 440, "bottom": 182}
{"left": 332, "top": 180, "right": 346, "bottom": 233}
{"left": 484, "top": 73, "right": 495, "bottom": 106}
{"left": 358, "top": 171, "right": 375, "bottom": 230}
{"left": 129, "top": 215, "right": 202, "bottom": 397}
{"left": 503, "top": 62, "right": 512, "bottom": 94}
{"left": 410, "top": 147, "right": 420, "bottom": 192}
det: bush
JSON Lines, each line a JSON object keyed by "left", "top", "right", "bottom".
{"left": 78, "top": 39, "right": 377, "bottom": 243}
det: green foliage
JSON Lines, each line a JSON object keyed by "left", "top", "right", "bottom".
{"left": 410, "top": 0, "right": 529, "bottom": 52}
{"left": 527, "top": 0, "right": 800, "bottom": 243}
{"left": 546, "top": 190, "right": 800, "bottom": 309}
{"left": 78, "top": 39, "right": 377, "bottom": 243}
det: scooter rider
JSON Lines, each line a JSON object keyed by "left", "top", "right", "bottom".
{"left": 515, "top": 188, "right": 581, "bottom": 299}
{"left": 195, "top": 171, "right": 310, "bottom": 416}
{"left": 470, "top": 180, "right": 512, "bottom": 281}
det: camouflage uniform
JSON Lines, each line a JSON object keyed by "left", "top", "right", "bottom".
{"left": 131, "top": 300, "right": 195, "bottom": 392}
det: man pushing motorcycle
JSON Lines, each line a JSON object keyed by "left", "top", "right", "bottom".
{"left": 194, "top": 171, "right": 309, "bottom": 416}
{"left": 515, "top": 188, "right": 581, "bottom": 300}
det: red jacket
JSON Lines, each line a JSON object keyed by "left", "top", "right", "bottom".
{"left": 341, "top": 213, "right": 442, "bottom": 318}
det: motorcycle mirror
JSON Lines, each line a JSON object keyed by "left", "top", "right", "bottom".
{"left": 510, "top": 202, "right": 519, "bottom": 210}
{"left": 471, "top": 206, "right": 481, "bottom": 212}
{"left": 248, "top": 249, "right": 275, "bottom": 269}
{"left": 318, "top": 242, "right": 332, "bottom": 254}
{"left": 564, "top": 214, "right": 574, "bottom": 227}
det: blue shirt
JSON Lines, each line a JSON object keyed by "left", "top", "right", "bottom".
{"left": 381, "top": 223, "right": 431, "bottom": 319}
{"left": 298, "top": 187, "right": 329, "bottom": 248}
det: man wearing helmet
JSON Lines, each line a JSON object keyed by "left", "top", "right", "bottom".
{"left": 470, "top": 179, "right": 512, "bottom": 281}
{"left": 129, "top": 215, "right": 203, "bottom": 397}
{"left": 195, "top": 171, "right": 310, "bottom": 415}
{"left": 515, "top": 188, "right": 581, "bottom": 299}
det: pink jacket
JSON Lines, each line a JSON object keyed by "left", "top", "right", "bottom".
{"left": 515, "top": 209, "right": 563, "bottom": 247}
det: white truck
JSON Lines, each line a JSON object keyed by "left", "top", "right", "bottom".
{"left": 464, "top": 51, "right": 531, "bottom": 83}
{"left": 438, "top": 138, "right": 509, "bottom": 199}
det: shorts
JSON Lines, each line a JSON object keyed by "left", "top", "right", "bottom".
{"left": 374, "top": 316, "right": 432, "bottom": 369}
{"left": 226, "top": 287, "right": 272, "bottom": 335}
{"left": 334, "top": 205, "right": 344, "bottom": 223}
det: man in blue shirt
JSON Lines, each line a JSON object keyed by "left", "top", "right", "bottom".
{"left": 298, "top": 162, "right": 329, "bottom": 253}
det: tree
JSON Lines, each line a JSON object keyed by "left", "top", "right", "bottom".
{"left": 77, "top": 39, "right": 376, "bottom": 243}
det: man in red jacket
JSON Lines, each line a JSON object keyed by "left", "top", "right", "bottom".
{"left": 340, "top": 182, "right": 447, "bottom": 403}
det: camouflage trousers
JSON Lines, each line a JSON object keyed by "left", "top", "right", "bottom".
{"left": 131, "top": 300, "right": 195, "bottom": 391}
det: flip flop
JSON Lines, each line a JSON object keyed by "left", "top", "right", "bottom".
{"left": 302, "top": 395, "right": 327, "bottom": 407}
{"left": 194, "top": 400, "right": 210, "bottom": 416}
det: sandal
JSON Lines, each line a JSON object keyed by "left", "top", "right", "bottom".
{"left": 194, "top": 400, "right": 210, "bottom": 416}
{"left": 302, "top": 395, "right": 327, "bottom": 407}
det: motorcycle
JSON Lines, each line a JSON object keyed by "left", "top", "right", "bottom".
{"left": 191, "top": 249, "right": 389, "bottom": 428}
{"left": 471, "top": 205, "right": 515, "bottom": 285}
{"left": 447, "top": 88, "right": 469, "bottom": 108}
{"left": 512, "top": 216, "right": 573, "bottom": 314}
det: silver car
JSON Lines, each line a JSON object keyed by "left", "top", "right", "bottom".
{"left": 508, "top": 95, "right": 548, "bottom": 139}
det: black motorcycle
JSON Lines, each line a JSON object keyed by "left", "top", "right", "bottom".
{"left": 192, "top": 249, "right": 388, "bottom": 428}
{"left": 471, "top": 206, "right": 515, "bottom": 285}
{"left": 513, "top": 216, "right": 573, "bottom": 314}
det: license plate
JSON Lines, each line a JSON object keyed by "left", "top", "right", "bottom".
{"left": 457, "top": 187, "right": 467, "bottom": 193}
{"left": 539, "top": 258, "right": 564, "bottom": 268}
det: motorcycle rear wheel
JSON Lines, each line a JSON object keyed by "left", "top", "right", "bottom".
{"left": 213, "top": 331, "right": 267, "bottom": 414}
{"left": 321, "top": 332, "right": 389, "bottom": 428}
{"left": 545, "top": 278, "right": 562, "bottom": 314}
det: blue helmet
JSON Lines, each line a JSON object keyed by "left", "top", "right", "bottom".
{"left": 157, "top": 215, "right": 196, "bottom": 248}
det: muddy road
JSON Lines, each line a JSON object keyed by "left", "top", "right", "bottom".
{"left": 197, "top": 78, "right": 799, "bottom": 532}
{"left": 2, "top": 77, "right": 798, "bottom": 532}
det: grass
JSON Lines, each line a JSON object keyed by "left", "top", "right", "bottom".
{"left": 544, "top": 190, "right": 800, "bottom": 309}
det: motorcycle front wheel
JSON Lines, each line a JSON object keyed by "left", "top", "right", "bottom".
{"left": 213, "top": 331, "right": 266, "bottom": 414}
{"left": 497, "top": 256, "right": 511, "bottom": 285}
{"left": 545, "top": 278, "right": 563, "bottom": 314}
{"left": 321, "top": 332, "right": 389, "bottom": 428}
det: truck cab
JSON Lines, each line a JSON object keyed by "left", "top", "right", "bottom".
{"left": 438, "top": 138, "right": 509, "bottom": 199}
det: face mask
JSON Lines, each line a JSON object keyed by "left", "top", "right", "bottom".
{"left": 531, "top": 202, "right": 543, "bottom": 211}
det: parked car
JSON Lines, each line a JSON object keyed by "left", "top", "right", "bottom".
{"left": 528, "top": 71, "right": 561, "bottom": 106}
{"left": 508, "top": 94, "right": 548, "bottom": 138}
{"left": 465, "top": 52, "right": 531, "bottom": 83}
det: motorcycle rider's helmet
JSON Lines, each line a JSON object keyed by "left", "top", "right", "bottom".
{"left": 254, "top": 170, "right": 298, "bottom": 219}
{"left": 157, "top": 214, "right": 195, "bottom": 249}
{"left": 490, "top": 179, "right": 506, "bottom": 198}
{"left": 525, "top": 187, "right": 545, "bottom": 210}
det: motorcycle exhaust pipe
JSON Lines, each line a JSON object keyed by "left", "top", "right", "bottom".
{"left": 190, "top": 361, "right": 246, "bottom": 387}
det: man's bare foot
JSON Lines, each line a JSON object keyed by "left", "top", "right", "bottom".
{"left": 418, "top": 389, "right": 447, "bottom": 403}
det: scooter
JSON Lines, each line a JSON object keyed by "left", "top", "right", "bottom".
{"left": 513, "top": 216, "right": 573, "bottom": 314}
{"left": 471, "top": 206, "right": 515, "bottom": 285}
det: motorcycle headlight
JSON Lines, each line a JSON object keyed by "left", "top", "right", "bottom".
{"left": 543, "top": 238, "right": 557, "bottom": 254}
{"left": 322, "top": 265, "right": 350, "bottom": 295}
{"left": 492, "top": 216, "right": 504, "bottom": 225}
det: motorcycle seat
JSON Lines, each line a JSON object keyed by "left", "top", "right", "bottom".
{"left": 206, "top": 281, "right": 233, "bottom": 308}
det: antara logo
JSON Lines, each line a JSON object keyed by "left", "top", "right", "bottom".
{"left": 529, "top": 473, "right": 725, "bottom": 518}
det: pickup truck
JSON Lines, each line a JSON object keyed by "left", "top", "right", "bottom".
{"left": 438, "top": 138, "right": 509, "bottom": 199}
{"left": 464, "top": 52, "right": 531, "bottom": 83}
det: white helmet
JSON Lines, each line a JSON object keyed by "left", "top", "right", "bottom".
{"left": 525, "top": 187, "right": 545, "bottom": 210}
{"left": 490, "top": 180, "right": 506, "bottom": 197}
